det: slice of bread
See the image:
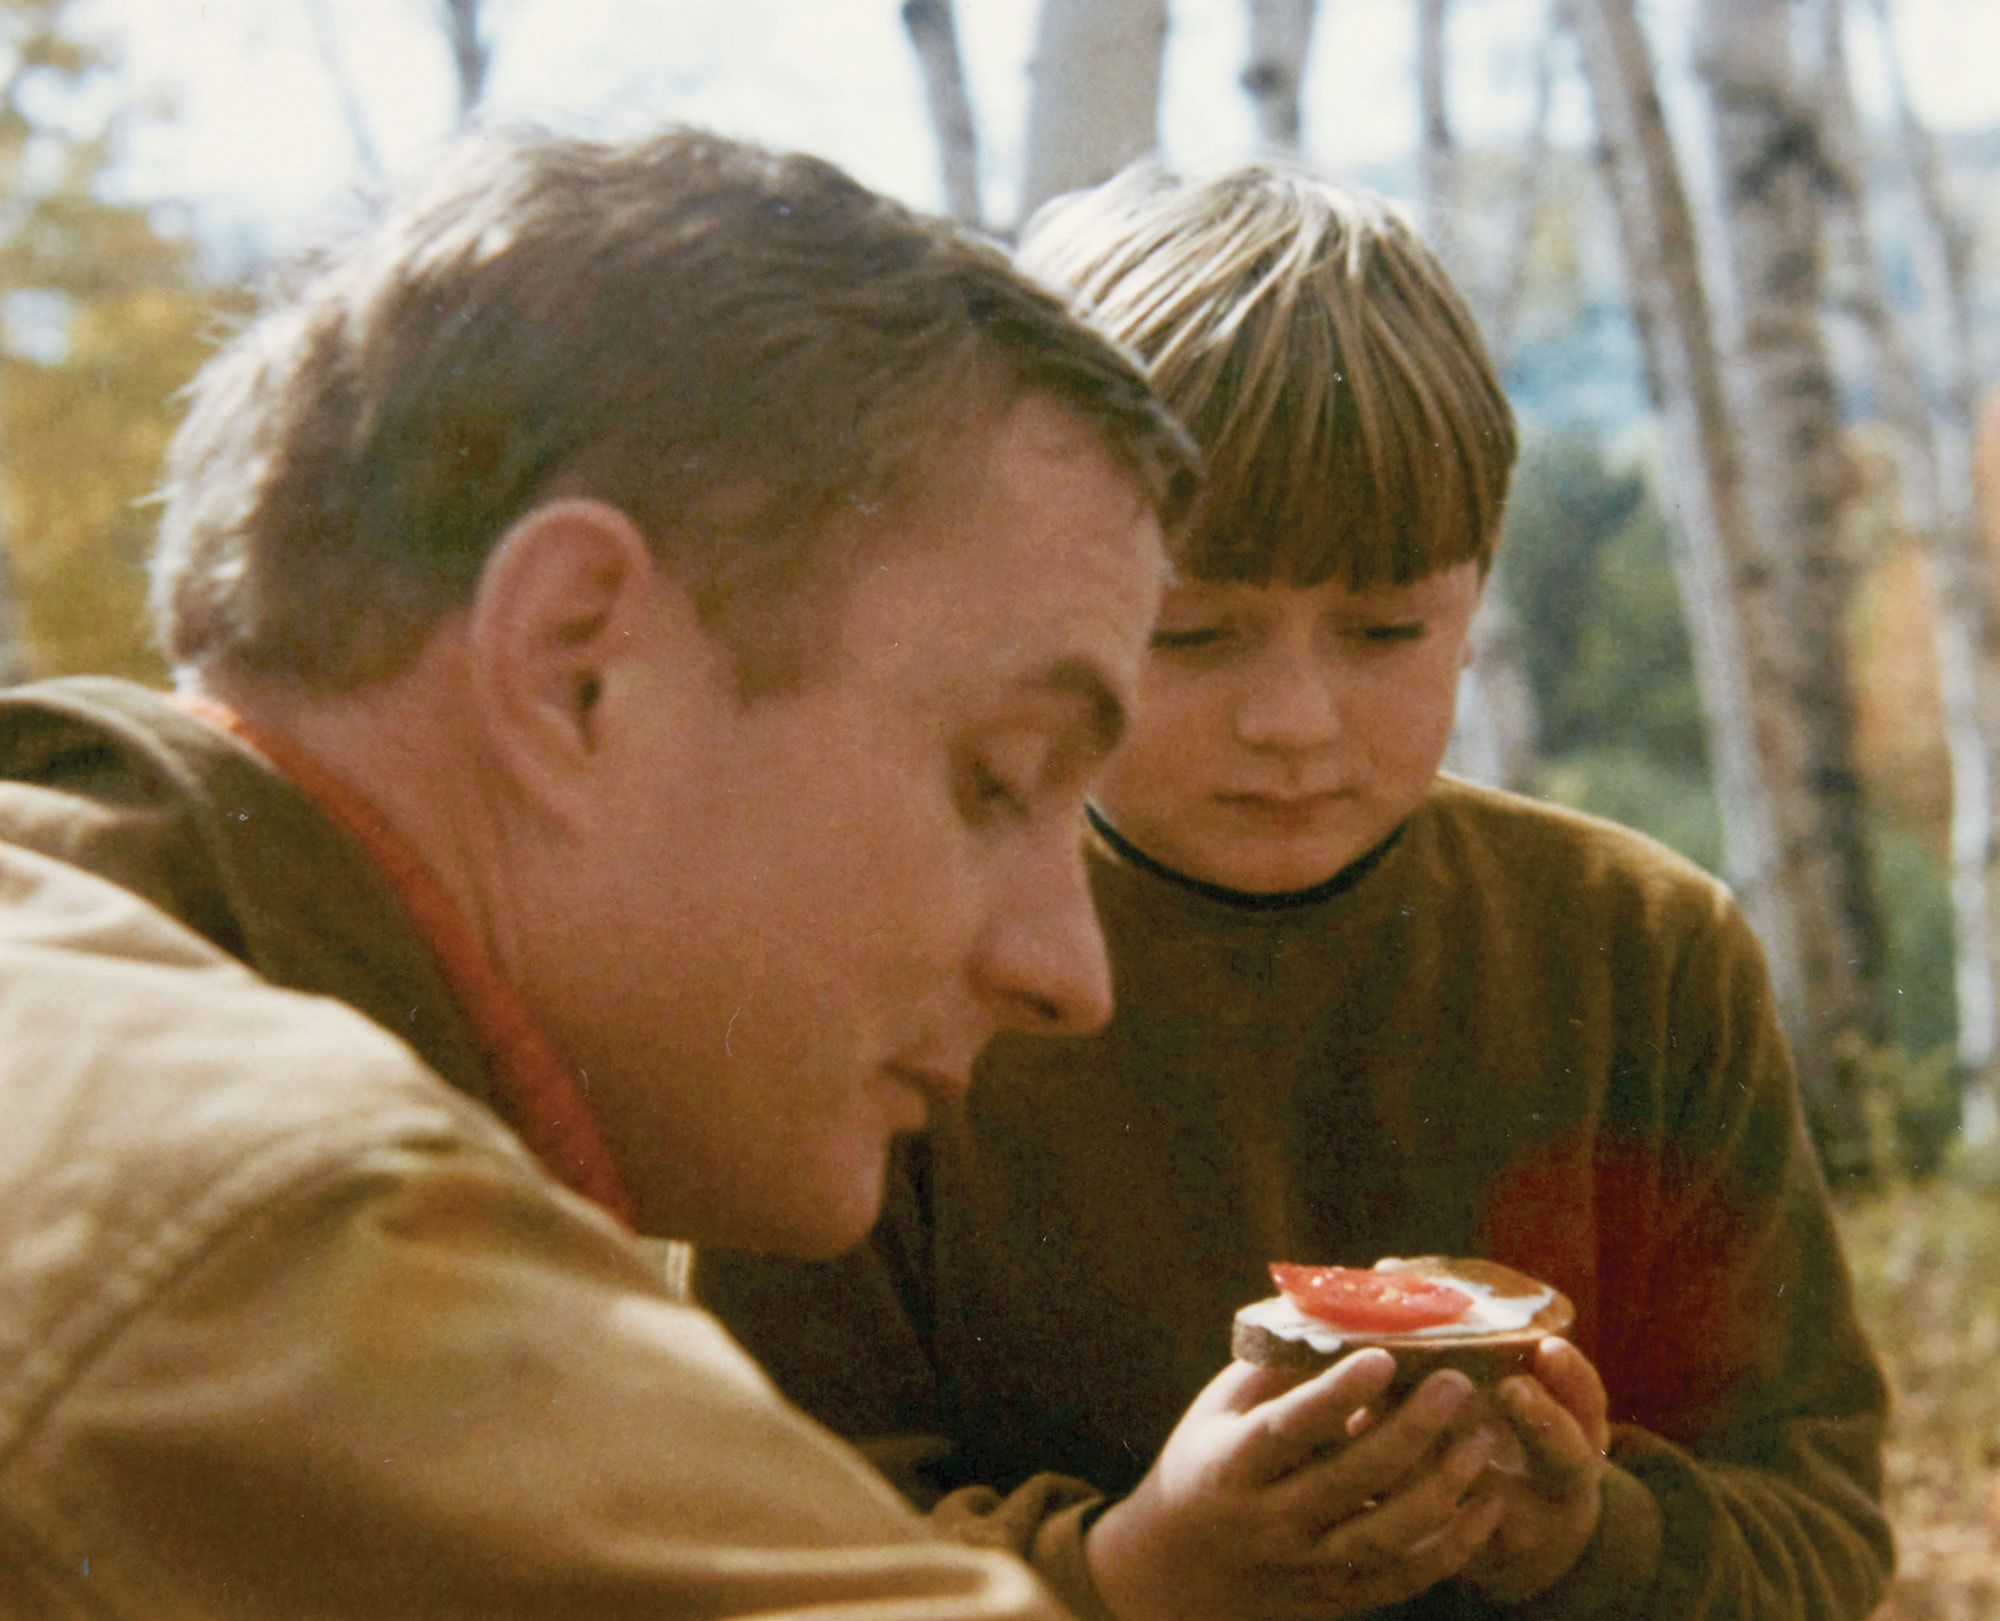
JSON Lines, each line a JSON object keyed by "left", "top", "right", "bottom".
{"left": 1232, "top": 1256, "right": 1575, "bottom": 1389}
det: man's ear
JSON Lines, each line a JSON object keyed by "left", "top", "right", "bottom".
{"left": 463, "top": 497, "right": 697, "bottom": 825}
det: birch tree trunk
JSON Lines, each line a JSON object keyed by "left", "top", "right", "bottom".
{"left": 1484, "top": 6, "right": 1559, "bottom": 362}
{"left": 1811, "top": 0, "right": 2000, "bottom": 1144}
{"left": 1692, "top": 0, "right": 1886, "bottom": 1127}
{"left": 1563, "top": 0, "right": 1872, "bottom": 1173}
{"left": 1864, "top": 0, "right": 2000, "bottom": 1143}
{"left": 438, "top": 0, "right": 491, "bottom": 127}
{"left": 1414, "top": 0, "right": 1456, "bottom": 264}
{"left": 302, "top": 0, "right": 385, "bottom": 178}
{"left": 1242, "top": 0, "right": 1318, "bottom": 149}
{"left": 1019, "top": 0, "right": 1169, "bottom": 221}
{"left": 1419, "top": 0, "right": 1540, "bottom": 793}
{"left": 1448, "top": 585, "right": 1540, "bottom": 791}
{"left": 902, "top": 0, "right": 984, "bottom": 225}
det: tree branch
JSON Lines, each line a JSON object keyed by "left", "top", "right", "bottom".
{"left": 901, "top": 0, "right": 983, "bottom": 225}
{"left": 301, "top": 0, "right": 384, "bottom": 180}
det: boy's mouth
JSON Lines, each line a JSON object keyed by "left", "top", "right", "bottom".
{"left": 1219, "top": 790, "right": 1345, "bottom": 829}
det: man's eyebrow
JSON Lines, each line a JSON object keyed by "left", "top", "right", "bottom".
{"left": 1022, "top": 658, "right": 1127, "bottom": 760}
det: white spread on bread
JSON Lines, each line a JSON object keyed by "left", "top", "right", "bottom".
{"left": 1240, "top": 1268, "right": 1558, "bottom": 1355}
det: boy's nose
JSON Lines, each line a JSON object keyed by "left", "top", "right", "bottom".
{"left": 1233, "top": 654, "right": 1342, "bottom": 752}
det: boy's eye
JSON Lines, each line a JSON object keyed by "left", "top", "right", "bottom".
{"left": 1353, "top": 622, "right": 1425, "bottom": 643}
{"left": 1151, "top": 626, "right": 1229, "bottom": 652}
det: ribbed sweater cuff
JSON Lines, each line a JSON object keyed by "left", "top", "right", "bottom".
{"left": 1515, "top": 1463, "right": 1664, "bottom": 1619}
{"left": 1027, "top": 1496, "right": 1119, "bottom": 1621}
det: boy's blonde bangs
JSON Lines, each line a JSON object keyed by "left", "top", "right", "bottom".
{"left": 1022, "top": 163, "right": 1516, "bottom": 587}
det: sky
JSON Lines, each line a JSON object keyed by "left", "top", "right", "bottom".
{"left": 68, "top": 0, "right": 2000, "bottom": 263}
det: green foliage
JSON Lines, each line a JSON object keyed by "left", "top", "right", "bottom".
{"left": 1500, "top": 431, "right": 1721, "bottom": 875}
{"left": 1874, "top": 822, "right": 1960, "bottom": 1057}
{"left": 0, "top": 0, "right": 230, "bottom": 681}
{"left": 1534, "top": 743, "right": 1723, "bottom": 875}
{"left": 1844, "top": 1032, "right": 1960, "bottom": 1181}
{"left": 1500, "top": 431, "right": 1711, "bottom": 775}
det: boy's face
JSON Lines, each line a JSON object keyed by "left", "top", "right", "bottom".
{"left": 1093, "top": 562, "right": 1482, "bottom": 893}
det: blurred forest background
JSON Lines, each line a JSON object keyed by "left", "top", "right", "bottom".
{"left": 1, "top": 0, "right": 1995, "bottom": 1611}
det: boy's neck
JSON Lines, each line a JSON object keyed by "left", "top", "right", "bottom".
{"left": 1084, "top": 803, "right": 1403, "bottom": 911}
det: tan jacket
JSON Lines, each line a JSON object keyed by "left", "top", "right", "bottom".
{"left": 0, "top": 680, "right": 1067, "bottom": 1619}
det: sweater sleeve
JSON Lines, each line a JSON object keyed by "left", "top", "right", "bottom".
{"left": 1512, "top": 891, "right": 1893, "bottom": 1621}
{"left": 0, "top": 1133, "right": 1071, "bottom": 1621}
{"left": 698, "top": 1141, "right": 1123, "bottom": 1620}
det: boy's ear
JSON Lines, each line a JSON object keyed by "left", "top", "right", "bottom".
{"left": 462, "top": 497, "right": 694, "bottom": 824}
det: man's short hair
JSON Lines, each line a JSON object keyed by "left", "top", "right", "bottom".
{"left": 155, "top": 126, "right": 1197, "bottom": 692}
{"left": 1019, "top": 161, "right": 1515, "bottom": 588}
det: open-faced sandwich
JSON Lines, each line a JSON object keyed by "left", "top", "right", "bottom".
{"left": 1233, "top": 1256, "right": 1575, "bottom": 1391}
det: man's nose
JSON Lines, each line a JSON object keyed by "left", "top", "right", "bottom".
{"left": 976, "top": 840, "right": 1115, "bottom": 1039}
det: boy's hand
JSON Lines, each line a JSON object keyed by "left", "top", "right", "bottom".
{"left": 1085, "top": 1351, "right": 1507, "bottom": 1621}
{"left": 1456, "top": 1337, "right": 1612, "bottom": 1603}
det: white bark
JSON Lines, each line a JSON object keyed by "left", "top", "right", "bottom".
{"left": 1422, "top": 0, "right": 1541, "bottom": 793}
{"left": 901, "top": 0, "right": 984, "bottom": 225}
{"left": 302, "top": 0, "right": 384, "bottom": 179}
{"left": 1019, "top": 0, "right": 1168, "bottom": 222}
{"left": 1414, "top": 0, "right": 1455, "bottom": 263}
{"left": 1484, "top": 6, "right": 1559, "bottom": 362}
{"left": 1563, "top": 0, "right": 1875, "bottom": 1168}
{"left": 1854, "top": 0, "right": 2000, "bottom": 1143}
{"left": 1448, "top": 571, "right": 1539, "bottom": 791}
{"left": 437, "top": 0, "right": 491, "bottom": 126}
{"left": 1242, "top": 0, "right": 1318, "bottom": 150}
{"left": 1693, "top": 0, "right": 1885, "bottom": 1141}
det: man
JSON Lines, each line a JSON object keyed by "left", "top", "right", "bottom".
{"left": 0, "top": 127, "right": 1196, "bottom": 1615}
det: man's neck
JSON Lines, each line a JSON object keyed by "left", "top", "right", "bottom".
{"left": 194, "top": 651, "right": 518, "bottom": 978}
{"left": 184, "top": 664, "right": 639, "bottom": 1228}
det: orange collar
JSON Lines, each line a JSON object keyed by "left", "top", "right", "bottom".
{"left": 181, "top": 695, "right": 638, "bottom": 1231}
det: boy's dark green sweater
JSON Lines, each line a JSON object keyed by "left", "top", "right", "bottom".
{"left": 700, "top": 776, "right": 1892, "bottom": 1620}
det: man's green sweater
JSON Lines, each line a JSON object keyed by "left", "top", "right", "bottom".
{"left": 700, "top": 776, "right": 1892, "bottom": 1620}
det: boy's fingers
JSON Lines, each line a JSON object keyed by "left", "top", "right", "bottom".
{"left": 1532, "top": 1338, "right": 1611, "bottom": 1452}
{"left": 1496, "top": 1375, "right": 1603, "bottom": 1498}
{"left": 1194, "top": 1356, "right": 1316, "bottom": 1419}
{"left": 1300, "top": 1436, "right": 1506, "bottom": 1600}
{"left": 1396, "top": 1486, "right": 1509, "bottom": 1584}
{"left": 1228, "top": 1349, "right": 1399, "bottom": 1479}
{"left": 1271, "top": 1368, "right": 1476, "bottom": 1520}
{"left": 1310, "top": 1422, "right": 1498, "bottom": 1551}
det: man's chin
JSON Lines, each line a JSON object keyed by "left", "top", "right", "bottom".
{"left": 720, "top": 1160, "right": 890, "bottom": 1261}
{"left": 759, "top": 1199, "right": 881, "bottom": 1260}
{"left": 628, "top": 1152, "right": 880, "bottom": 1256}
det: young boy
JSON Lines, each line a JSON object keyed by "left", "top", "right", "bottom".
{"left": 699, "top": 164, "right": 1892, "bottom": 1620}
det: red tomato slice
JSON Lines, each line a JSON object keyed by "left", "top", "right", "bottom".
{"left": 1270, "top": 1263, "right": 1473, "bottom": 1332}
